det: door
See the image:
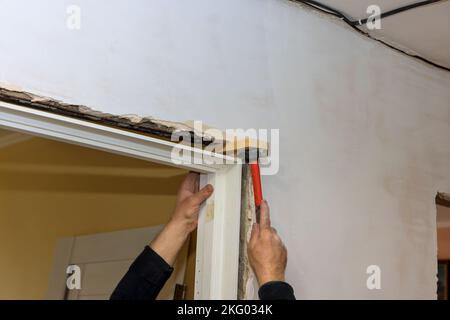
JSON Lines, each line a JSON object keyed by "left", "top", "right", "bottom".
{"left": 46, "top": 225, "right": 189, "bottom": 300}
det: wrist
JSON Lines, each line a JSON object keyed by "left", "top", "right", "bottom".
{"left": 257, "top": 273, "right": 285, "bottom": 286}
{"left": 166, "top": 219, "right": 191, "bottom": 240}
{"left": 150, "top": 220, "right": 190, "bottom": 267}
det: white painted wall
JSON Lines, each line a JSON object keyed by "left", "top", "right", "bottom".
{"left": 1, "top": 0, "right": 450, "bottom": 299}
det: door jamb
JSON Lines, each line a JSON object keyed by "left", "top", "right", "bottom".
{"left": 0, "top": 100, "right": 242, "bottom": 300}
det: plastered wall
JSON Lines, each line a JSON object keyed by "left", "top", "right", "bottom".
{"left": 1, "top": 0, "right": 450, "bottom": 298}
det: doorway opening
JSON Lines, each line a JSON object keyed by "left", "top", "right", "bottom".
{"left": 0, "top": 99, "right": 243, "bottom": 300}
{"left": 0, "top": 127, "right": 197, "bottom": 299}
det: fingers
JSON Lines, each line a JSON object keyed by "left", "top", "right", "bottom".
{"left": 181, "top": 172, "right": 200, "bottom": 192}
{"left": 250, "top": 223, "right": 260, "bottom": 242}
{"left": 259, "top": 200, "right": 271, "bottom": 229}
{"left": 177, "top": 172, "right": 200, "bottom": 203}
{"left": 189, "top": 184, "right": 214, "bottom": 206}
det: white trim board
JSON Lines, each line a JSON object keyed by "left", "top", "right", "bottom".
{"left": 0, "top": 101, "right": 234, "bottom": 173}
{"left": 0, "top": 100, "right": 242, "bottom": 300}
{"left": 195, "top": 167, "right": 242, "bottom": 299}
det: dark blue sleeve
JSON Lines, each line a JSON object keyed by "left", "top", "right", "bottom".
{"left": 110, "top": 246, "right": 173, "bottom": 300}
{"left": 258, "top": 281, "right": 296, "bottom": 300}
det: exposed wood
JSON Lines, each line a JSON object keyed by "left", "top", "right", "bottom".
{"left": 238, "top": 165, "right": 252, "bottom": 299}
{"left": 0, "top": 101, "right": 231, "bottom": 173}
{"left": 215, "top": 138, "right": 269, "bottom": 163}
{"left": 0, "top": 86, "right": 213, "bottom": 145}
{"left": 237, "top": 165, "right": 258, "bottom": 300}
{"left": 436, "top": 192, "right": 450, "bottom": 208}
{"left": 0, "top": 86, "right": 268, "bottom": 158}
{"left": 182, "top": 121, "right": 268, "bottom": 160}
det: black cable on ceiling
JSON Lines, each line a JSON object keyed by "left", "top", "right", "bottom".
{"left": 291, "top": 0, "right": 450, "bottom": 72}
{"left": 351, "top": 0, "right": 444, "bottom": 26}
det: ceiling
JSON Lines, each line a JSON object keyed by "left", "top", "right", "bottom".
{"left": 316, "top": 0, "right": 450, "bottom": 69}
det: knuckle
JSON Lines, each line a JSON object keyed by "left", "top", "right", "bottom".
{"left": 262, "top": 232, "right": 272, "bottom": 241}
{"left": 186, "top": 196, "right": 198, "bottom": 207}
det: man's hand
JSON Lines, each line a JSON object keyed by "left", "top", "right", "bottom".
{"left": 150, "top": 172, "right": 213, "bottom": 266}
{"left": 170, "top": 172, "right": 214, "bottom": 235}
{"left": 248, "top": 200, "right": 287, "bottom": 285}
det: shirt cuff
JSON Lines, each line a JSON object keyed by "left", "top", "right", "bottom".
{"left": 129, "top": 246, "right": 174, "bottom": 285}
{"left": 258, "top": 281, "right": 296, "bottom": 300}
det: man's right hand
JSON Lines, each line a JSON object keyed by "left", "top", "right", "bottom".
{"left": 247, "top": 200, "right": 288, "bottom": 286}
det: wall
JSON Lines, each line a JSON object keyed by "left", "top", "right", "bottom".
{"left": 1, "top": 0, "right": 450, "bottom": 299}
{"left": 0, "top": 133, "right": 191, "bottom": 299}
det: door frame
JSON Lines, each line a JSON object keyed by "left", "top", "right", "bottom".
{"left": 0, "top": 100, "right": 242, "bottom": 300}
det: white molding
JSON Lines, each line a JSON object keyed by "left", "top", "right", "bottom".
{"left": 0, "top": 100, "right": 242, "bottom": 300}
{"left": 0, "top": 101, "right": 233, "bottom": 174}
{"left": 196, "top": 165, "right": 242, "bottom": 299}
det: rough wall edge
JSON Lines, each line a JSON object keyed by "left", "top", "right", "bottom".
{"left": 238, "top": 165, "right": 258, "bottom": 300}
{"left": 0, "top": 85, "right": 213, "bottom": 145}
{"left": 0, "top": 86, "right": 269, "bottom": 159}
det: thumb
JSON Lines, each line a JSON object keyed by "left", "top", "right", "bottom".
{"left": 259, "top": 200, "right": 271, "bottom": 229}
{"left": 190, "top": 184, "right": 214, "bottom": 206}
{"left": 249, "top": 223, "right": 260, "bottom": 243}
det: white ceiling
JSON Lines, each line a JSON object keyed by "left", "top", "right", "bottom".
{"left": 317, "top": 0, "right": 450, "bottom": 69}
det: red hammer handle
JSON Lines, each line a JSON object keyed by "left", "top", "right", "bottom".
{"left": 250, "top": 162, "right": 263, "bottom": 207}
